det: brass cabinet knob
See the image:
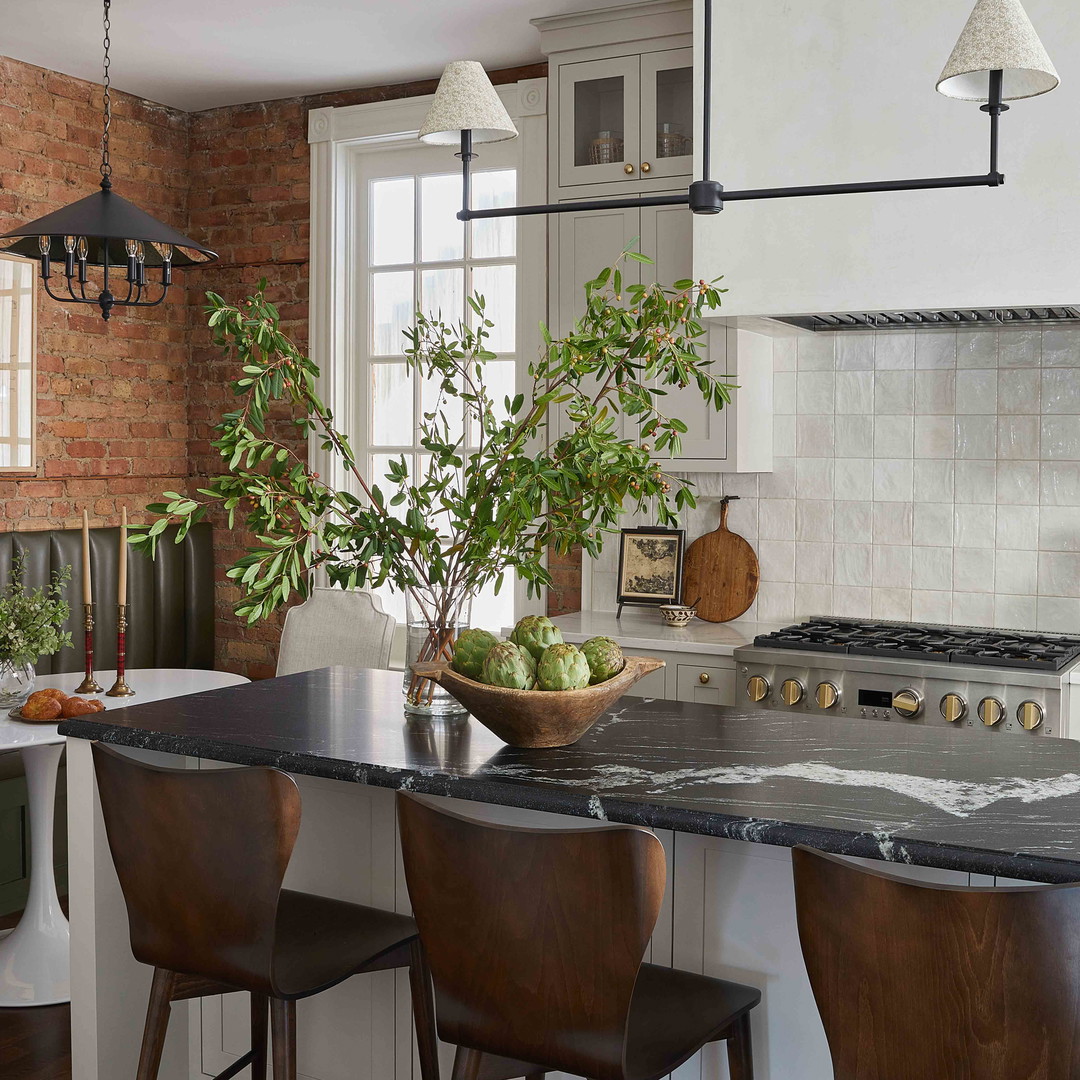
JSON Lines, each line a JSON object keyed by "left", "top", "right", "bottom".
{"left": 1017, "top": 700, "right": 1044, "bottom": 730}
{"left": 781, "top": 679, "right": 804, "bottom": 707}
{"left": 641, "top": 161, "right": 652, "bottom": 173}
{"left": 978, "top": 697, "right": 1005, "bottom": 727}
{"left": 624, "top": 163, "right": 635, "bottom": 174}
{"left": 815, "top": 682, "right": 839, "bottom": 710}
{"left": 939, "top": 693, "right": 967, "bottom": 723}
{"left": 746, "top": 675, "right": 770, "bottom": 702}
{"left": 698, "top": 672, "right": 711, "bottom": 685}
{"left": 892, "top": 689, "right": 922, "bottom": 718}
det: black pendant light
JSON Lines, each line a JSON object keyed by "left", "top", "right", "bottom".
{"left": 0, "top": 0, "right": 217, "bottom": 319}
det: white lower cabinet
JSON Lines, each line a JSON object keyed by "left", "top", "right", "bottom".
{"left": 621, "top": 648, "right": 738, "bottom": 705}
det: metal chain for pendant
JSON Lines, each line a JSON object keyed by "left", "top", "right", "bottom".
{"left": 100, "top": 0, "right": 112, "bottom": 185}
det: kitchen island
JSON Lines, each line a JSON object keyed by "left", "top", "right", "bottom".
{"left": 60, "top": 667, "right": 1080, "bottom": 1080}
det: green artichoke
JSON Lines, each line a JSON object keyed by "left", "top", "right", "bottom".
{"left": 580, "top": 636, "right": 625, "bottom": 684}
{"left": 536, "top": 643, "right": 591, "bottom": 691}
{"left": 451, "top": 629, "right": 501, "bottom": 681}
{"left": 513, "top": 642, "right": 537, "bottom": 682}
{"left": 481, "top": 641, "right": 537, "bottom": 690}
{"left": 509, "top": 615, "right": 564, "bottom": 661}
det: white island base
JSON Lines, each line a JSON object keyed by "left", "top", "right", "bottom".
{"left": 65, "top": 739, "right": 1017, "bottom": 1080}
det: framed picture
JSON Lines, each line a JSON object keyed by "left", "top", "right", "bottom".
{"left": 615, "top": 527, "right": 685, "bottom": 615}
{"left": 0, "top": 253, "right": 37, "bottom": 473}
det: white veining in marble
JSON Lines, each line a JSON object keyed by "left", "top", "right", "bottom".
{"left": 487, "top": 758, "right": 1080, "bottom": 820}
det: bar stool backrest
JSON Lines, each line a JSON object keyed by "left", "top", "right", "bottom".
{"left": 92, "top": 743, "right": 301, "bottom": 994}
{"left": 793, "top": 845, "right": 1080, "bottom": 1079}
{"left": 397, "top": 792, "right": 665, "bottom": 1080}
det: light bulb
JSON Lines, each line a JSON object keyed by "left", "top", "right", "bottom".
{"left": 64, "top": 235, "right": 76, "bottom": 253}
{"left": 76, "top": 237, "right": 88, "bottom": 260}
{"left": 135, "top": 242, "right": 145, "bottom": 263}
{"left": 125, "top": 238, "right": 138, "bottom": 258}
{"left": 37, "top": 235, "right": 50, "bottom": 255}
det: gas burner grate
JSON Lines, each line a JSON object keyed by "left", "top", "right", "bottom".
{"left": 752, "top": 618, "right": 1080, "bottom": 672}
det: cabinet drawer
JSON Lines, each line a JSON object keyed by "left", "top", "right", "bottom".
{"left": 675, "top": 663, "right": 736, "bottom": 705}
{"left": 623, "top": 648, "right": 669, "bottom": 698}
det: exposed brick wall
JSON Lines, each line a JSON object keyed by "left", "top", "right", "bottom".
{"left": 547, "top": 546, "right": 583, "bottom": 617}
{"left": 0, "top": 56, "right": 193, "bottom": 534}
{"left": 1, "top": 54, "right": 559, "bottom": 677}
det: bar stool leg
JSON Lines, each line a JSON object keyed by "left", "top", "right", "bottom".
{"left": 136, "top": 968, "right": 177, "bottom": 1080}
{"left": 250, "top": 992, "right": 269, "bottom": 1080}
{"left": 450, "top": 1046, "right": 483, "bottom": 1080}
{"left": 725, "top": 1013, "right": 754, "bottom": 1080}
{"left": 270, "top": 998, "right": 297, "bottom": 1080}
{"left": 409, "top": 940, "right": 440, "bottom": 1080}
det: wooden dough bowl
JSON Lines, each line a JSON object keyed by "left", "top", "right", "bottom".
{"left": 409, "top": 655, "right": 666, "bottom": 748}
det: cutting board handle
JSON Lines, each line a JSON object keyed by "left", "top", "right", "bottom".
{"left": 719, "top": 494, "right": 740, "bottom": 531}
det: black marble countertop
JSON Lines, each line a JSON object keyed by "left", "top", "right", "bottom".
{"left": 59, "top": 667, "right": 1080, "bottom": 883}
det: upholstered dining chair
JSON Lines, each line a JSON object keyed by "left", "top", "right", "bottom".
{"left": 793, "top": 845, "right": 1080, "bottom": 1078}
{"left": 397, "top": 791, "right": 761, "bottom": 1080}
{"left": 92, "top": 743, "right": 438, "bottom": 1080}
{"left": 276, "top": 587, "right": 395, "bottom": 676}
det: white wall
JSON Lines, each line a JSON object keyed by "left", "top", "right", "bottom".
{"left": 585, "top": 322, "right": 1080, "bottom": 633}
{"left": 692, "top": 0, "right": 1080, "bottom": 316}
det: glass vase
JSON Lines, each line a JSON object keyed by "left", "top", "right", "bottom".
{"left": 403, "top": 589, "right": 471, "bottom": 716}
{"left": 0, "top": 659, "right": 36, "bottom": 710}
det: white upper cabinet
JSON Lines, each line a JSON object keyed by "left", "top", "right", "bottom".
{"left": 538, "top": 0, "right": 774, "bottom": 473}
{"left": 692, "top": 0, "right": 1080, "bottom": 318}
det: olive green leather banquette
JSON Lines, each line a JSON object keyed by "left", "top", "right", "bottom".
{"left": 0, "top": 523, "right": 214, "bottom": 675}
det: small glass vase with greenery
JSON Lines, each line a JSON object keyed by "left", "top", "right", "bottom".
{"left": 130, "top": 247, "right": 731, "bottom": 713}
{"left": 0, "top": 557, "right": 72, "bottom": 708}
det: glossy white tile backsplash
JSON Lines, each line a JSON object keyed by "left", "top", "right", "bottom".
{"left": 583, "top": 324, "right": 1080, "bottom": 633}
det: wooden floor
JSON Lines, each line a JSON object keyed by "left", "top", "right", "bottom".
{"left": 0, "top": 908, "right": 71, "bottom": 1080}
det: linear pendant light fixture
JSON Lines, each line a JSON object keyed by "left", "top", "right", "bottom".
{"left": 420, "top": 0, "right": 1059, "bottom": 222}
{"left": 0, "top": 0, "right": 217, "bottom": 319}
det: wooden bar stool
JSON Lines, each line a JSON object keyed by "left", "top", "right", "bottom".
{"left": 397, "top": 791, "right": 761, "bottom": 1080}
{"left": 793, "top": 845, "right": 1080, "bottom": 1078}
{"left": 91, "top": 743, "right": 439, "bottom": 1080}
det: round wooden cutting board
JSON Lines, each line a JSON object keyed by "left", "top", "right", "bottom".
{"left": 681, "top": 496, "right": 760, "bottom": 622}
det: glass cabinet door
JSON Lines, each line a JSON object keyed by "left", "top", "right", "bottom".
{"left": 558, "top": 56, "right": 641, "bottom": 188}
{"left": 639, "top": 49, "right": 694, "bottom": 181}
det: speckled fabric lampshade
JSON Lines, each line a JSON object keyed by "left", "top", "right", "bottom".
{"left": 419, "top": 61, "right": 519, "bottom": 145}
{"left": 937, "top": 0, "right": 1058, "bottom": 101}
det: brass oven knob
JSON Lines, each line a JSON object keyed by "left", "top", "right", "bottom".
{"left": 781, "top": 679, "right": 804, "bottom": 707}
{"left": 978, "top": 697, "right": 1005, "bottom": 727}
{"left": 940, "top": 693, "right": 967, "bottom": 723}
{"left": 699, "top": 672, "right": 711, "bottom": 685}
{"left": 641, "top": 161, "right": 652, "bottom": 173}
{"left": 624, "top": 163, "right": 635, "bottom": 174}
{"left": 815, "top": 682, "right": 839, "bottom": 710}
{"left": 1017, "top": 700, "right": 1044, "bottom": 731}
{"left": 746, "top": 675, "right": 770, "bottom": 702}
{"left": 892, "top": 689, "right": 922, "bottom": 718}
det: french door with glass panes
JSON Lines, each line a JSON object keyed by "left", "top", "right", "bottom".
{"left": 354, "top": 141, "right": 523, "bottom": 631}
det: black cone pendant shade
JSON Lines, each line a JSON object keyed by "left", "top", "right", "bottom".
{"left": 1, "top": 184, "right": 215, "bottom": 270}
{"left": 0, "top": 0, "right": 216, "bottom": 319}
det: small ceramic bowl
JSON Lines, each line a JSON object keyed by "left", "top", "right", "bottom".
{"left": 659, "top": 604, "right": 697, "bottom": 627}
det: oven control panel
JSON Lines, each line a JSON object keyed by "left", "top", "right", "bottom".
{"left": 737, "top": 662, "right": 1061, "bottom": 736}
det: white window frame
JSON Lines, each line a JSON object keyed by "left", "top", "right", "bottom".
{"left": 308, "top": 79, "right": 549, "bottom": 632}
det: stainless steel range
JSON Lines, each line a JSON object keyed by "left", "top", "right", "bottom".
{"left": 733, "top": 618, "right": 1080, "bottom": 738}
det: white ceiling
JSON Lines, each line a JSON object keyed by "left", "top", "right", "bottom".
{"left": 2, "top": 0, "right": 614, "bottom": 113}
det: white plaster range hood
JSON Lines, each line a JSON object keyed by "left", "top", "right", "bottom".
{"left": 691, "top": 0, "right": 1080, "bottom": 328}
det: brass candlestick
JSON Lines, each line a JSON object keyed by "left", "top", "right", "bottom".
{"left": 74, "top": 603, "right": 104, "bottom": 695}
{"left": 106, "top": 604, "right": 135, "bottom": 697}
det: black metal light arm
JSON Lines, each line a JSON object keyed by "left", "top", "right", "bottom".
{"left": 455, "top": 0, "right": 1007, "bottom": 221}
